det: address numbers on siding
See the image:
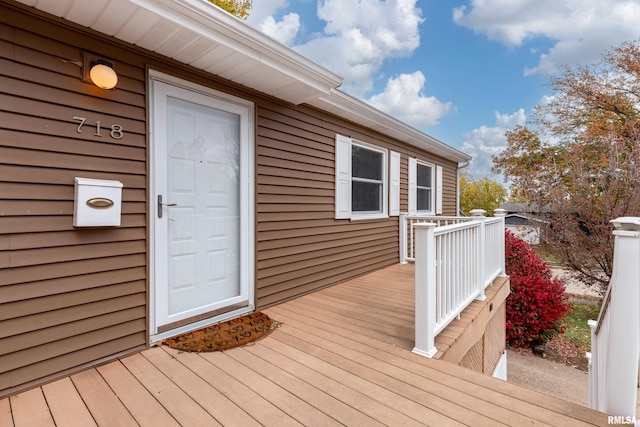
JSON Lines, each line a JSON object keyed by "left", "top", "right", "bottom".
{"left": 73, "top": 116, "right": 124, "bottom": 140}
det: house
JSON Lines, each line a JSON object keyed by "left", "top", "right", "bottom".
{"left": 504, "top": 214, "right": 545, "bottom": 244}
{"left": 500, "top": 202, "right": 547, "bottom": 244}
{"left": 0, "top": 0, "right": 504, "bottom": 400}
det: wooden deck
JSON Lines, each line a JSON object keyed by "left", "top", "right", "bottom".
{"left": 0, "top": 264, "right": 609, "bottom": 426}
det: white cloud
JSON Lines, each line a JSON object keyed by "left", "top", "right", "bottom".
{"left": 461, "top": 109, "right": 526, "bottom": 181}
{"left": 367, "top": 72, "right": 454, "bottom": 128}
{"left": 258, "top": 13, "right": 301, "bottom": 45}
{"left": 246, "top": 0, "right": 290, "bottom": 27}
{"left": 294, "top": 0, "right": 425, "bottom": 97}
{"left": 453, "top": 1, "right": 640, "bottom": 75}
{"left": 245, "top": 0, "right": 454, "bottom": 130}
{"left": 495, "top": 109, "right": 526, "bottom": 127}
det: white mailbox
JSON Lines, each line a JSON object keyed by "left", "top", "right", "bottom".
{"left": 73, "top": 177, "right": 123, "bottom": 227}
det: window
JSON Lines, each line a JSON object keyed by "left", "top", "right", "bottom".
{"left": 351, "top": 144, "right": 384, "bottom": 212}
{"left": 335, "top": 135, "right": 398, "bottom": 219}
{"left": 409, "top": 158, "right": 442, "bottom": 215}
{"left": 416, "top": 162, "right": 433, "bottom": 212}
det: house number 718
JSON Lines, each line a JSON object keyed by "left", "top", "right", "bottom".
{"left": 73, "top": 116, "right": 124, "bottom": 140}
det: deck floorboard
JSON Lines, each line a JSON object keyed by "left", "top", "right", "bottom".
{"left": 41, "top": 378, "right": 97, "bottom": 427}
{"left": 0, "top": 397, "right": 13, "bottom": 427}
{"left": 10, "top": 388, "right": 55, "bottom": 427}
{"left": 2, "top": 264, "right": 609, "bottom": 426}
{"left": 69, "top": 368, "right": 138, "bottom": 427}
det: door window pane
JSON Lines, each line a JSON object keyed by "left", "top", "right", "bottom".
{"left": 166, "top": 96, "right": 242, "bottom": 317}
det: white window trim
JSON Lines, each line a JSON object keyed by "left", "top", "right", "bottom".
{"left": 409, "top": 158, "right": 436, "bottom": 216}
{"left": 335, "top": 134, "right": 389, "bottom": 220}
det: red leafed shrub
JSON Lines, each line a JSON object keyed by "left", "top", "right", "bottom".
{"left": 505, "top": 229, "right": 571, "bottom": 349}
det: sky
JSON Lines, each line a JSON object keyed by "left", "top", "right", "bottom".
{"left": 244, "top": 0, "right": 640, "bottom": 185}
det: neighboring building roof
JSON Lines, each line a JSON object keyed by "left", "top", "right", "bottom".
{"left": 500, "top": 203, "right": 529, "bottom": 213}
{"left": 500, "top": 202, "right": 551, "bottom": 214}
{"left": 504, "top": 214, "right": 546, "bottom": 226}
{"left": 14, "top": 0, "right": 471, "bottom": 164}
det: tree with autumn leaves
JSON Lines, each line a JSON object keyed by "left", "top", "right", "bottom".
{"left": 458, "top": 171, "right": 507, "bottom": 216}
{"left": 208, "top": 0, "right": 252, "bottom": 19}
{"left": 493, "top": 40, "right": 640, "bottom": 294}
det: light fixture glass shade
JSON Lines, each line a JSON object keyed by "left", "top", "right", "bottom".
{"left": 89, "top": 61, "right": 118, "bottom": 89}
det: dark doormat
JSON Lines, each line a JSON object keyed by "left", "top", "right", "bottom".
{"left": 163, "top": 312, "right": 280, "bottom": 352}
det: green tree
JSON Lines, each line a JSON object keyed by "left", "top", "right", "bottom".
{"left": 493, "top": 40, "right": 640, "bottom": 293}
{"left": 208, "top": 0, "right": 252, "bottom": 19}
{"left": 459, "top": 171, "right": 507, "bottom": 216}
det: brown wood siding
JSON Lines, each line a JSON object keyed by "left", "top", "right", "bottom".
{"left": 0, "top": 0, "right": 462, "bottom": 398}
{"left": 0, "top": 5, "right": 147, "bottom": 398}
{"left": 254, "top": 99, "right": 458, "bottom": 308}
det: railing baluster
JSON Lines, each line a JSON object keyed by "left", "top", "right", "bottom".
{"left": 444, "top": 233, "right": 448, "bottom": 317}
{"left": 410, "top": 219, "right": 415, "bottom": 261}
{"left": 436, "top": 234, "right": 441, "bottom": 323}
{"left": 448, "top": 232, "right": 453, "bottom": 314}
{"left": 453, "top": 231, "right": 458, "bottom": 311}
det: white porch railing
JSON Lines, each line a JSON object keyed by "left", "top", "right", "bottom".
{"left": 399, "top": 213, "right": 473, "bottom": 263}
{"left": 588, "top": 217, "right": 640, "bottom": 418}
{"left": 408, "top": 210, "right": 506, "bottom": 358}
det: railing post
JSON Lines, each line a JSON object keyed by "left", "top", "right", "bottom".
{"left": 601, "top": 217, "right": 640, "bottom": 417}
{"left": 400, "top": 213, "right": 408, "bottom": 264}
{"left": 494, "top": 208, "right": 507, "bottom": 276}
{"left": 413, "top": 222, "right": 437, "bottom": 358}
{"left": 470, "top": 209, "right": 486, "bottom": 301}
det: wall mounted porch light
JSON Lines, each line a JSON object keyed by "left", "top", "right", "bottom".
{"left": 88, "top": 59, "right": 118, "bottom": 90}
{"left": 63, "top": 52, "right": 119, "bottom": 90}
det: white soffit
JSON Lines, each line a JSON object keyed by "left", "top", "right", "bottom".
{"left": 16, "top": 0, "right": 342, "bottom": 105}
{"left": 14, "top": 0, "right": 471, "bottom": 163}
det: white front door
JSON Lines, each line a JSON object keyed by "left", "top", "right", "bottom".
{"left": 150, "top": 72, "right": 254, "bottom": 340}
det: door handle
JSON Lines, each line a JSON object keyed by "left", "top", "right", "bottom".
{"left": 157, "top": 194, "right": 177, "bottom": 218}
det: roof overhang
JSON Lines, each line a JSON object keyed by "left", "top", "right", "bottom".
{"left": 310, "top": 89, "right": 471, "bottom": 163}
{"left": 16, "top": 0, "right": 342, "bottom": 105}
{"left": 14, "top": 0, "right": 471, "bottom": 163}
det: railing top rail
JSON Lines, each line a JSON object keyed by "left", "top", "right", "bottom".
{"left": 594, "top": 283, "right": 612, "bottom": 335}
{"left": 412, "top": 222, "right": 437, "bottom": 229}
{"left": 404, "top": 214, "right": 503, "bottom": 224}
{"left": 485, "top": 217, "right": 504, "bottom": 225}
{"left": 433, "top": 219, "right": 481, "bottom": 236}
{"left": 402, "top": 214, "right": 474, "bottom": 222}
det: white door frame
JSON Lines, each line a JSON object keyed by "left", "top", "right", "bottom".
{"left": 148, "top": 70, "right": 255, "bottom": 342}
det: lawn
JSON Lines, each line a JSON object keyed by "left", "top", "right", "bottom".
{"left": 532, "top": 243, "right": 564, "bottom": 267}
{"left": 544, "top": 295, "right": 602, "bottom": 371}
